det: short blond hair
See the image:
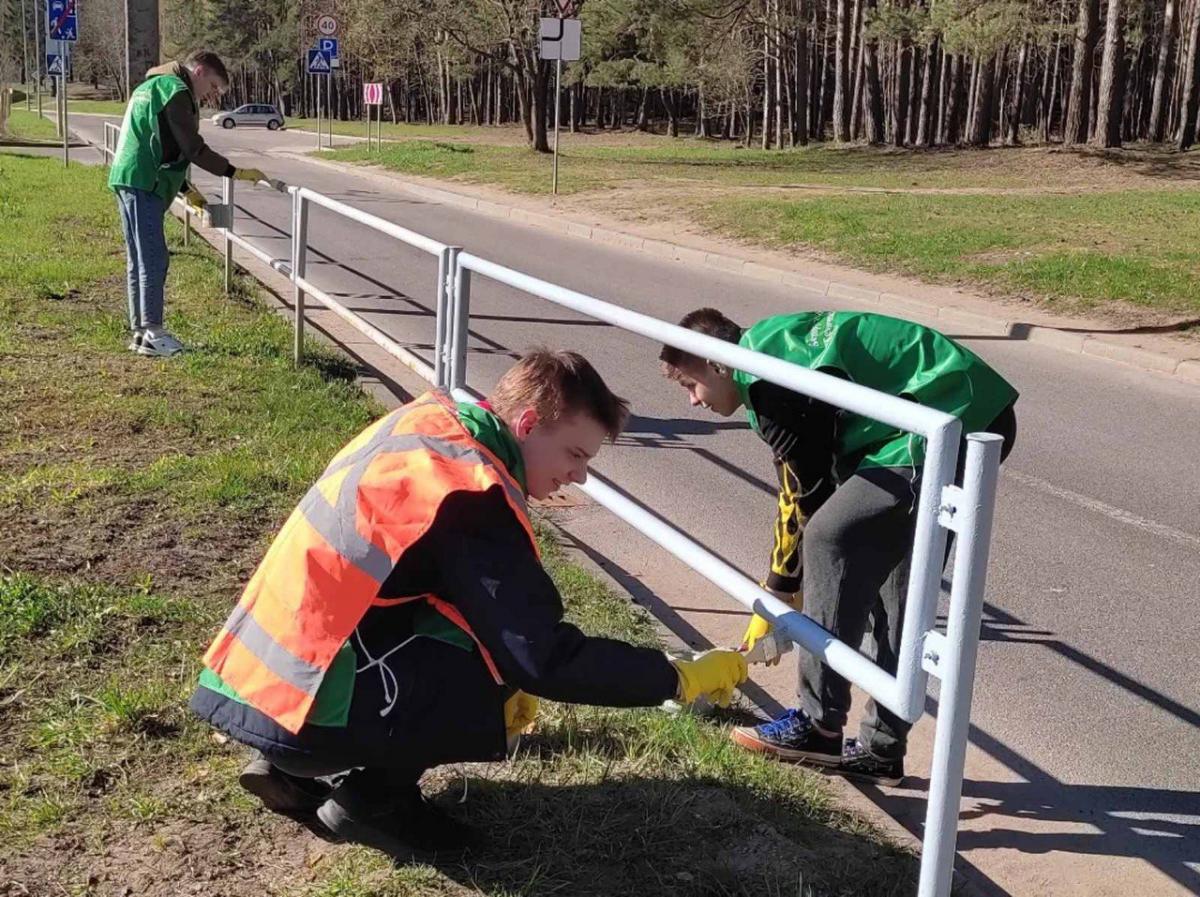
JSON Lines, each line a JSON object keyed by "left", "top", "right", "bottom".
{"left": 489, "top": 349, "right": 629, "bottom": 440}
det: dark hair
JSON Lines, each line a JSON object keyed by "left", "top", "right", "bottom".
{"left": 489, "top": 349, "right": 630, "bottom": 440}
{"left": 186, "top": 50, "right": 230, "bottom": 85}
{"left": 659, "top": 307, "right": 743, "bottom": 370}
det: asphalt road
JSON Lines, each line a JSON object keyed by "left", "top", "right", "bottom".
{"left": 62, "top": 117, "right": 1200, "bottom": 896}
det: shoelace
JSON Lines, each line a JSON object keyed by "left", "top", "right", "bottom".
{"left": 760, "top": 708, "right": 806, "bottom": 739}
{"left": 353, "top": 628, "right": 422, "bottom": 717}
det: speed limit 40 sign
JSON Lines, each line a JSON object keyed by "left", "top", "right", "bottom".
{"left": 316, "top": 14, "right": 338, "bottom": 35}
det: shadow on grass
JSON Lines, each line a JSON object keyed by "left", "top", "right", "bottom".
{"left": 422, "top": 774, "right": 918, "bottom": 897}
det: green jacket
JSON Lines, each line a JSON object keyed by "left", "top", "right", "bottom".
{"left": 108, "top": 66, "right": 195, "bottom": 202}
{"left": 733, "top": 312, "right": 1018, "bottom": 474}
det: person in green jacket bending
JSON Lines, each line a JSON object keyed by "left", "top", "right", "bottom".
{"left": 660, "top": 308, "right": 1018, "bottom": 787}
{"left": 107, "top": 51, "right": 272, "bottom": 357}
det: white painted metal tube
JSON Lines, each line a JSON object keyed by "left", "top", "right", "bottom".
{"left": 227, "top": 231, "right": 290, "bottom": 275}
{"left": 457, "top": 252, "right": 956, "bottom": 438}
{"left": 292, "top": 191, "right": 308, "bottom": 364}
{"left": 297, "top": 187, "right": 447, "bottom": 257}
{"left": 222, "top": 176, "right": 234, "bottom": 294}
{"left": 893, "top": 421, "right": 960, "bottom": 721}
{"left": 917, "top": 433, "right": 1004, "bottom": 897}
{"left": 294, "top": 273, "right": 437, "bottom": 383}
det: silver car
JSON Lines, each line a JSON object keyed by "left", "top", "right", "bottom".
{"left": 212, "top": 104, "right": 285, "bottom": 130}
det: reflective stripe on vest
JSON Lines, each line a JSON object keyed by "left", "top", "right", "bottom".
{"left": 202, "top": 390, "right": 536, "bottom": 733}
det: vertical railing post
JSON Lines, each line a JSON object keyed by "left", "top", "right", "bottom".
{"left": 916, "top": 433, "right": 1004, "bottom": 897}
{"left": 183, "top": 205, "right": 191, "bottom": 246}
{"left": 436, "top": 247, "right": 458, "bottom": 386}
{"left": 222, "top": 176, "right": 234, "bottom": 294}
{"left": 449, "top": 258, "right": 471, "bottom": 391}
{"left": 292, "top": 190, "right": 309, "bottom": 365}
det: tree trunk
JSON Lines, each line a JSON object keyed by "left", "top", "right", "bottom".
{"left": 775, "top": 3, "right": 786, "bottom": 147}
{"left": 966, "top": 55, "right": 980, "bottom": 130}
{"left": 916, "top": 40, "right": 939, "bottom": 145}
{"left": 763, "top": 14, "right": 773, "bottom": 148}
{"left": 969, "top": 54, "right": 998, "bottom": 145}
{"left": 893, "top": 39, "right": 911, "bottom": 145}
{"left": 795, "top": 0, "right": 811, "bottom": 144}
{"left": 814, "top": 0, "right": 831, "bottom": 137}
{"left": 1149, "top": 0, "right": 1178, "bottom": 141}
{"left": 532, "top": 61, "right": 551, "bottom": 152}
{"left": 907, "top": 43, "right": 924, "bottom": 145}
{"left": 1065, "top": 0, "right": 1101, "bottom": 143}
{"left": 1042, "top": 9, "right": 1066, "bottom": 141}
{"left": 1007, "top": 40, "right": 1029, "bottom": 145}
{"left": 862, "top": 32, "right": 886, "bottom": 142}
{"left": 834, "top": 0, "right": 852, "bottom": 139}
{"left": 1178, "top": 0, "right": 1200, "bottom": 146}
{"left": 1093, "top": 0, "right": 1126, "bottom": 146}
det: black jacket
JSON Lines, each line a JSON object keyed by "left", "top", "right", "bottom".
{"left": 191, "top": 484, "right": 679, "bottom": 758}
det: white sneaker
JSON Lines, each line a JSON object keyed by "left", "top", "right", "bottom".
{"left": 127, "top": 330, "right": 145, "bottom": 352}
{"left": 137, "top": 328, "right": 185, "bottom": 357}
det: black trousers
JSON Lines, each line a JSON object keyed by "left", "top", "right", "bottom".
{"left": 797, "top": 404, "right": 1017, "bottom": 760}
{"left": 193, "top": 637, "right": 509, "bottom": 812}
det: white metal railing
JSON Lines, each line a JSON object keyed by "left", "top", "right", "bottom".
{"left": 85, "top": 122, "right": 1002, "bottom": 897}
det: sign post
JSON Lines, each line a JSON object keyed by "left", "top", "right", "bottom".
{"left": 538, "top": 16, "right": 581, "bottom": 196}
{"left": 313, "top": 15, "right": 338, "bottom": 148}
{"left": 48, "top": 0, "right": 77, "bottom": 166}
{"left": 307, "top": 47, "right": 332, "bottom": 150}
{"left": 363, "top": 82, "right": 383, "bottom": 151}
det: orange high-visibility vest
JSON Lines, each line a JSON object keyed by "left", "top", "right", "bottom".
{"left": 202, "top": 390, "right": 537, "bottom": 733}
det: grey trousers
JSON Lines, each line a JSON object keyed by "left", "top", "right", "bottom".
{"left": 798, "top": 466, "right": 918, "bottom": 760}
{"left": 798, "top": 404, "right": 1017, "bottom": 760}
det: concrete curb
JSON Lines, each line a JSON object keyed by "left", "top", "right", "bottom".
{"left": 281, "top": 151, "right": 1200, "bottom": 389}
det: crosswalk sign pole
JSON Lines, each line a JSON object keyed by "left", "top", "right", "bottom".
{"left": 62, "top": 42, "right": 69, "bottom": 167}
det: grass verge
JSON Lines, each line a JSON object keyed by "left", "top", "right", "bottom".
{"left": 1, "top": 153, "right": 914, "bottom": 896}
{"left": 702, "top": 190, "right": 1200, "bottom": 314}
{"left": 2, "top": 108, "right": 59, "bottom": 142}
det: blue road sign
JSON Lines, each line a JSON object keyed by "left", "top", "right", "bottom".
{"left": 48, "top": 0, "right": 78, "bottom": 41}
{"left": 49, "top": 14, "right": 78, "bottom": 40}
{"left": 307, "top": 49, "right": 331, "bottom": 74}
{"left": 318, "top": 38, "right": 339, "bottom": 58}
{"left": 46, "top": 53, "right": 64, "bottom": 76}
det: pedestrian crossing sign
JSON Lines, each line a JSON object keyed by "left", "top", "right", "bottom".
{"left": 307, "top": 49, "right": 331, "bottom": 74}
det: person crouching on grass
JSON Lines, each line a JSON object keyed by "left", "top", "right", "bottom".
{"left": 190, "top": 349, "right": 749, "bottom": 859}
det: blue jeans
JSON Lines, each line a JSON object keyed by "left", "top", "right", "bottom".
{"left": 115, "top": 187, "right": 169, "bottom": 331}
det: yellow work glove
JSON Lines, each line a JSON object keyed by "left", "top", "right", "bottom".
{"left": 503, "top": 690, "right": 539, "bottom": 738}
{"left": 181, "top": 185, "right": 207, "bottom": 211}
{"left": 672, "top": 649, "right": 749, "bottom": 707}
{"left": 740, "top": 585, "right": 802, "bottom": 665}
{"left": 233, "top": 167, "right": 268, "bottom": 184}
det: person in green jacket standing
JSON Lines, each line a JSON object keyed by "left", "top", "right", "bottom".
{"left": 660, "top": 308, "right": 1018, "bottom": 787}
{"left": 107, "top": 51, "right": 272, "bottom": 357}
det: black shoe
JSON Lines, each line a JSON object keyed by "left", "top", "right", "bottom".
{"left": 838, "top": 737, "right": 905, "bottom": 787}
{"left": 730, "top": 708, "right": 843, "bottom": 765}
{"left": 316, "top": 783, "right": 478, "bottom": 862}
{"left": 238, "top": 755, "right": 332, "bottom": 815}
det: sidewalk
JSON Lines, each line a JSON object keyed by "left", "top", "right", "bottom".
{"left": 283, "top": 150, "right": 1200, "bottom": 389}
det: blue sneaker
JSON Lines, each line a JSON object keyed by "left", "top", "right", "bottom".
{"left": 730, "top": 708, "right": 843, "bottom": 765}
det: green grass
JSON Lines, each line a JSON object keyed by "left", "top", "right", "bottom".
{"left": 703, "top": 191, "right": 1200, "bottom": 312}
{"left": 2, "top": 107, "right": 59, "bottom": 142}
{"left": 60, "top": 98, "right": 128, "bottom": 115}
{"left": 0, "top": 154, "right": 910, "bottom": 895}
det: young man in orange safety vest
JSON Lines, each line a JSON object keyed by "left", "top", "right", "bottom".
{"left": 191, "top": 350, "right": 748, "bottom": 859}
